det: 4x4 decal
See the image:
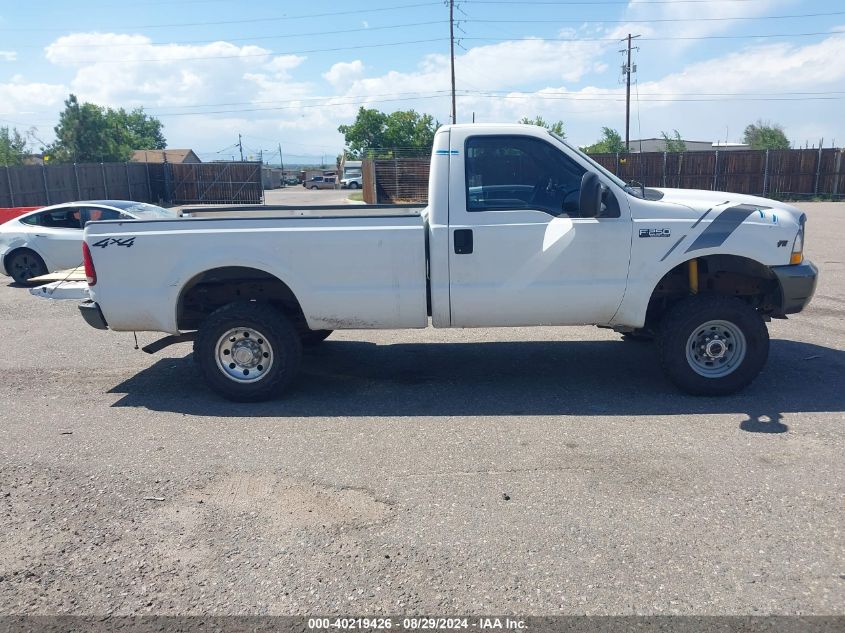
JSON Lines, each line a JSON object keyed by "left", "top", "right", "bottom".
{"left": 91, "top": 237, "right": 136, "bottom": 249}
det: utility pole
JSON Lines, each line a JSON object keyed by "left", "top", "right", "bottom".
{"left": 237, "top": 133, "right": 244, "bottom": 161}
{"left": 449, "top": 0, "right": 457, "bottom": 124}
{"left": 621, "top": 34, "right": 640, "bottom": 152}
{"left": 278, "top": 142, "right": 285, "bottom": 187}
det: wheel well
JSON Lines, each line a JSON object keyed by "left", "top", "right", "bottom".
{"left": 3, "top": 246, "right": 41, "bottom": 268}
{"left": 176, "top": 266, "right": 307, "bottom": 331}
{"left": 644, "top": 255, "right": 781, "bottom": 331}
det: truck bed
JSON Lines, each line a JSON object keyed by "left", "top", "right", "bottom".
{"left": 84, "top": 208, "right": 430, "bottom": 334}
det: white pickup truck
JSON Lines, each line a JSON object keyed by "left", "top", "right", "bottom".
{"left": 78, "top": 124, "right": 817, "bottom": 401}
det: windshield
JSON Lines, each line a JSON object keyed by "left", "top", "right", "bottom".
{"left": 122, "top": 203, "right": 178, "bottom": 218}
{"left": 548, "top": 131, "right": 642, "bottom": 197}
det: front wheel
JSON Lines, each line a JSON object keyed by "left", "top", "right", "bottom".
{"left": 658, "top": 294, "right": 769, "bottom": 396}
{"left": 309, "top": 185, "right": 318, "bottom": 190}
{"left": 194, "top": 302, "right": 302, "bottom": 402}
{"left": 348, "top": 182, "right": 359, "bottom": 190}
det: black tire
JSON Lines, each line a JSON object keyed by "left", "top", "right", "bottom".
{"left": 7, "top": 249, "right": 48, "bottom": 285}
{"left": 193, "top": 302, "right": 302, "bottom": 402}
{"left": 348, "top": 181, "right": 359, "bottom": 190}
{"left": 309, "top": 185, "right": 318, "bottom": 190}
{"left": 658, "top": 294, "right": 769, "bottom": 396}
{"left": 300, "top": 329, "right": 332, "bottom": 347}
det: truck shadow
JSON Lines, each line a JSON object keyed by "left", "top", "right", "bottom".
{"left": 108, "top": 338, "right": 845, "bottom": 427}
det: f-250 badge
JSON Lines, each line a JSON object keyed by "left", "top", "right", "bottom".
{"left": 639, "top": 228, "right": 671, "bottom": 238}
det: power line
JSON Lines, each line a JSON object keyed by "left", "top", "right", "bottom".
{"left": 32, "top": 30, "right": 842, "bottom": 53}
{"left": 143, "top": 90, "right": 845, "bottom": 119}
{"left": 39, "top": 20, "right": 447, "bottom": 49}
{"left": 40, "top": 26, "right": 844, "bottom": 64}
{"left": 467, "top": 11, "right": 845, "bottom": 24}
{"left": 0, "top": 2, "right": 441, "bottom": 31}
{"left": 462, "top": 31, "right": 842, "bottom": 43}
{"left": 465, "top": 0, "right": 772, "bottom": 3}
{"left": 42, "top": 38, "right": 448, "bottom": 64}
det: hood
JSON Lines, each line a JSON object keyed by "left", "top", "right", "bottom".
{"left": 652, "top": 188, "right": 804, "bottom": 223}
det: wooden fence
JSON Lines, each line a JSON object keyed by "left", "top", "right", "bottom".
{"left": 0, "top": 161, "right": 264, "bottom": 207}
{"left": 363, "top": 158, "right": 431, "bottom": 204}
{"left": 586, "top": 148, "right": 845, "bottom": 198}
{"left": 364, "top": 148, "right": 845, "bottom": 204}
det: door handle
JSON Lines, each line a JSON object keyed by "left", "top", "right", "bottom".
{"left": 454, "top": 229, "right": 473, "bottom": 254}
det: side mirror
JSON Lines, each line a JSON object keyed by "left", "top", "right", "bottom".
{"left": 579, "top": 171, "right": 602, "bottom": 218}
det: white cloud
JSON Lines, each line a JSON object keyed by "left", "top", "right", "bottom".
{"left": 467, "top": 32, "right": 845, "bottom": 146}
{"left": 0, "top": 51, "right": 16, "bottom": 62}
{"left": 43, "top": 32, "right": 286, "bottom": 108}
{"left": 18, "top": 24, "right": 844, "bottom": 158}
{"left": 0, "top": 78, "right": 66, "bottom": 121}
{"left": 322, "top": 60, "right": 365, "bottom": 91}
{"left": 623, "top": 0, "right": 796, "bottom": 40}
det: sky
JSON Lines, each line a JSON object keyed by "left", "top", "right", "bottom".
{"left": 1, "top": 0, "right": 844, "bottom": 163}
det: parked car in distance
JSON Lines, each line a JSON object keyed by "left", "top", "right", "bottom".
{"left": 303, "top": 176, "right": 338, "bottom": 190}
{"left": 0, "top": 200, "right": 178, "bottom": 284}
{"left": 341, "top": 174, "right": 363, "bottom": 189}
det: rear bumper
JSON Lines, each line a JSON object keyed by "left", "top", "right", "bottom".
{"left": 771, "top": 260, "right": 818, "bottom": 315}
{"left": 78, "top": 300, "right": 109, "bottom": 330}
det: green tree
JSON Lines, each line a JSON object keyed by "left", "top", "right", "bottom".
{"left": 47, "top": 94, "right": 166, "bottom": 163}
{"left": 338, "top": 107, "right": 438, "bottom": 158}
{"left": 0, "top": 126, "right": 28, "bottom": 166}
{"left": 518, "top": 115, "right": 565, "bottom": 137}
{"left": 743, "top": 120, "right": 790, "bottom": 149}
{"left": 660, "top": 129, "right": 687, "bottom": 153}
{"left": 117, "top": 107, "right": 166, "bottom": 150}
{"left": 582, "top": 127, "right": 625, "bottom": 154}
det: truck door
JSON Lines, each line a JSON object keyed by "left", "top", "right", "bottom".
{"left": 447, "top": 131, "right": 632, "bottom": 327}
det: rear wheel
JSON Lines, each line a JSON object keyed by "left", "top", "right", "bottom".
{"left": 194, "top": 302, "right": 302, "bottom": 402}
{"left": 7, "top": 249, "right": 47, "bottom": 285}
{"left": 658, "top": 294, "right": 769, "bottom": 396}
{"left": 348, "top": 181, "right": 359, "bottom": 190}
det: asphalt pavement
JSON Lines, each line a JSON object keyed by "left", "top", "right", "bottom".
{"left": 0, "top": 202, "right": 842, "bottom": 616}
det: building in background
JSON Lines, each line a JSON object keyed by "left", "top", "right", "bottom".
{"left": 131, "top": 149, "right": 202, "bottom": 164}
{"left": 628, "top": 139, "right": 751, "bottom": 153}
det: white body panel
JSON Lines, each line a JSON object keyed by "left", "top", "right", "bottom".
{"left": 86, "top": 215, "right": 429, "bottom": 334}
{"left": 615, "top": 189, "right": 803, "bottom": 327}
{"left": 445, "top": 125, "right": 631, "bottom": 326}
{"left": 82, "top": 125, "right": 808, "bottom": 335}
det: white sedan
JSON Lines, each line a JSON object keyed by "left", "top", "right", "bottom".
{"left": 0, "top": 200, "right": 178, "bottom": 284}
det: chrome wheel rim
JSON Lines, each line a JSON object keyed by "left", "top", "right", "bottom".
{"left": 214, "top": 327, "right": 273, "bottom": 383}
{"left": 685, "top": 319, "right": 747, "bottom": 378}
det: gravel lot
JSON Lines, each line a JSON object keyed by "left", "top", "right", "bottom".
{"left": 0, "top": 202, "right": 843, "bottom": 616}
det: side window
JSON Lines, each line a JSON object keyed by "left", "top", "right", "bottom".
{"left": 23, "top": 209, "right": 82, "bottom": 229}
{"left": 82, "top": 208, "right": 128, "bottom": 226}
{"left": 465, "top": 135, "right": 586, "bottom": 217}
